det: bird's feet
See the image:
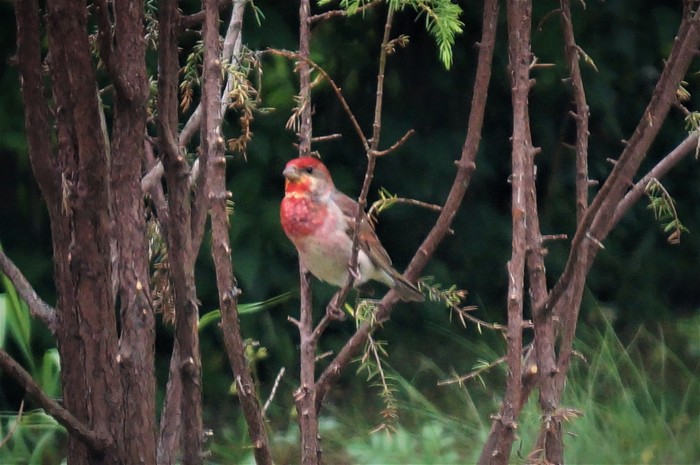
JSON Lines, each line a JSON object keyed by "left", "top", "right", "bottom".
{"left": 348, "top": 263, "right": 361, "bottom": 283}
{"left": 326, "top": 293, "right": 346, "bottom": 321}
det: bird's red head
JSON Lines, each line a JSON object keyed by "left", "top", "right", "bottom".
{"left": 282, "top": 157, "right": 333, "bottom": 198}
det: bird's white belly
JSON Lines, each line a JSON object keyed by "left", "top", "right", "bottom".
{"left": 293, "top": 209, "right": 382, "bottom": 287}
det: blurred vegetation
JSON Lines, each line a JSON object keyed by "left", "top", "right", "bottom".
{"left": 0, "top": 0, "right": 699, "bottom": 462}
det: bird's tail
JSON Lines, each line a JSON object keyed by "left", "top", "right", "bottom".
{"left": 390, "top": 272, "right": 424, "bottom": 302}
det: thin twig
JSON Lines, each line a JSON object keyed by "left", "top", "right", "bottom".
{"left": 368, "top": 196, "right": 442, "bottom": 220}
{"left": 314, "top": 0, "right": 499, "bottom": 412}
{"left": 267, "top": 48, "right": 369, "bottom": 150}
{"left": 310, "top": 133, "right": 342, "bottom": 143}
{"left": 560, "top": 0, "right": 591, "bottom": 223}
{"left": 262, "top": 367, "right": 285, "bottom": 416}
{"left": 0, "top": 399, "right": 24, "bottom": 449}
{"left": 612, "top": 132, "right": 698, "bottom": 227}
{"left": 309, "top": 0, "right": 382, "bottom": 24}
{"left": 370, "top": 129, "right": 415, "bottom": 157}
{"left": 439, "top": 355, "right": 507, "bottom": 386}
{"left": 438, "top": 343, "right": 534, "bottom": 387}
{"left": 545, "top": 7, "right": 700, "bottom": 321}
{"left": 145, "top": 0, "right": 250, "bottom": 193}
{"left": 0, "top": 249, "right": 56, "bottom": 333}
{"left": 326, "top": 5, "right": 397, "bottom": 320}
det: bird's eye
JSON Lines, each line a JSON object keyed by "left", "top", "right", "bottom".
{"left": 304, "top": 166, "right": 314, "bottom": 174}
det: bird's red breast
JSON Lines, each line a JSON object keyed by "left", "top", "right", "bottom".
{"left": 280, "top": 194, "right": 328, "bottom": 238}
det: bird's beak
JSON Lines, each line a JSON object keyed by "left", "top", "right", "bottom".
{"left": 283, "top": 166, "right": 300, "bottom": 181}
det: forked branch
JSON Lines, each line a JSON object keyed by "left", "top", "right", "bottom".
{"left": 314, "top": 0, "right": 498, "bottom": 412}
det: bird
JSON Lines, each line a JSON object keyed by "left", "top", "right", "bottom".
{"left": 280, "top": 156, "right": 424, "bottom": 304}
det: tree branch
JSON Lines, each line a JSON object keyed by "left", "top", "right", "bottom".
{"left": 326, "top": 5, "right": 396, "bottom": 321}
{"left": 0, "top": 348, "right": 112, "bottom": 453}
{"left": 0, "top": 249, "right": 57, "bottom": 333}
{"left": 203, "top": 0, "right": 273, "bottom": 462}
{"left": 612, "top": 131, "right": 698, "bottom": 227}
{"left": 14, "top": 0, "right": 60, "bottom": 205}
{"left": 314, "top": 0, "right": 498, "bottom": 412}
{"left": 178, "top": 0, "right": 230, "bottom": 31}
{"left": 293, "top": 1, "right": 322, "bottom": 464}
{"left": 560, "top": 0, "right": 590, "bottom": 223}
{"left": 157, "top": 339, "right": 182, "bottom": 465}
{"left": 546, "top": 8, "right": 700, "bottom": 320}
{"left": 309, "top": 0, "right": 382, "bottom": 24}
{"left": 157, "top": 0, "right": 204, "bottom": 461}
{"left": 144, "top": 0, "right": 250, "bottom": 195}
{"left": 267, "top": 49, "right": 369, "bottom": 150}
{"left": 550, "top": 9, "right": 700, "bottom": 397}
{"left": 478, "top": 2, "right": 532, "bottom": 463}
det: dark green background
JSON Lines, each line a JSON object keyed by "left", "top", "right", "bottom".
{"left": 0, "top": 0, "right": 698, "bottom": 438}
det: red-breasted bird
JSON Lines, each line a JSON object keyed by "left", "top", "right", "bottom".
{"left": 280, "top": 157, "right": 424, "bottom": 302}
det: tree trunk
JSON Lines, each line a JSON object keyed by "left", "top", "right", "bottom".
{"left": 45, "top": 0, "right": 123, "bottom": 462}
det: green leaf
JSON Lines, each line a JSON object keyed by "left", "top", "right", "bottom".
{"left": 0, "top": 271, "right": 35, "bottom": 372}
{"left": 391, "top": 0, "right": 464, "bottom": 70}
{"left": 199, "top": 291, "right": 293, "bottom": 331}
{"left": 39, "top": 348, "right": 61, "bottom": 397}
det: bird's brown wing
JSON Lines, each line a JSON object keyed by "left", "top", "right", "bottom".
{"left": 333, "top": 191, "right": 424, "bottom": 302}
{"left": 333, "top": 191, "right": 393, "bottom": 269}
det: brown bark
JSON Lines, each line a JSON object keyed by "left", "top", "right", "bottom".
{"left": 157, "top": 339, "right": 183, "bottom": 465}
{"left": 43, "top": 0, "right": 124, "bottom": 463}
{"left": 0, "top": 348, "right": 111, "bottom": 452}
{"left": 315, "top": 0, "right": 498, "bottom": 417}
{"left": 478, "top": 2, "right": 532, "bottom": 463}
{"left": 0, "top": 249, "right": 56, "bottom": 332}
{"left": 534, "top": 20, "right": 700, "bottom": 459}
{"left": 161, "top": 154, "right": 202, "bottom": 465}
{"left": 202, "top": 0, "right": 273, "bottom": 462}
{"left": 157, "top": 0, "right": 203, "bottom": 460}
{"left": 14, "top": 0, "right": 59, "bottom": 205}
{"left": 295, "top": 265, "right": 321, "bottom": 465}
{"left": 105, "top": 0, "right": 158, "bottom": 462}
{"left": 293, "top": 1, "right": 323, "bottom": 464}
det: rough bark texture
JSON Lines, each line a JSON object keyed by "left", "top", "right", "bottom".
{"left": 314, "top": 0, "right": 497, "bottom": 415}
{"left": 202, "top": 0, "right": 273, "bottom": 462}
{"left": 105, "top": 0, "right": 158, "bottom": 461}
{"left": 44, "top": 0, "right": 123, "bottom": 463}
{"left": 477, "top": 2, "right": 531, "bottom": 463}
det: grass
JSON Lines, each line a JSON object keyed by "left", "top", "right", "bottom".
{"left": 0, "top": 269, "right": 65, "bottom": 464}
{"left": 211, "top": 309, "right": 700, "bottom": 464}
{"left": 1, "top": 260, "right": 698, "bottom": 465}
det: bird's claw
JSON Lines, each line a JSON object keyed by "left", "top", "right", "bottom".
{"left": 348, "top": 264, "right": 361, "bottom": 282}
{"left": 326, "top": 293, "right": 346, "bottom": 321}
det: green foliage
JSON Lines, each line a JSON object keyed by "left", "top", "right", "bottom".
{"left": 180, "top": 40, "right": 205, "bottom": 112}
{"left": 337, "top": 311, "right": 700, "bottom": 464}
{"left": 645, "top": 178, "right": 689, "bottom": 244}
{"left": 0, "top": 268, "right": 64, "bottom": 463}
{"left": 198, "top": 291, "right": 293, "bottom": 331}
{"left": 0, "top": 409, "right": 65, "bottom": 465}
{"left": 318, "top": 0, "right": 463, "bottom": 69}
{"left": 3, "top": 1, "right": 700, "bottom": 462}
{"left": 347, "top": 421, "right": 459, "bottom": 464}
{"left": 545, "top": 314, "right": 700, "bottom": 463}
{"left": 419, "top": 276, "right": 467, "bottom": 310}
{"left": 346, "top": 299, "right": 400, "bottom": 432}
{"left": 223, "top": 48, "right": 265, "bottom": 156}
{"left": 355, "top": 336, "right": 400, "bottom": 433}
{"left": 0, "top": 279, "right": 33, "bottom": 373}
{"left": 144, "top": 0, "right": 159, "bottom": 50}
{"left": 389, "top": 0, "right": 463, "bottom": 69}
